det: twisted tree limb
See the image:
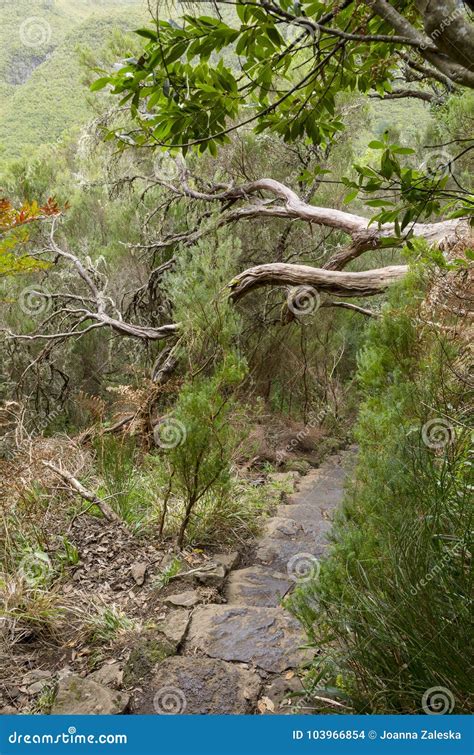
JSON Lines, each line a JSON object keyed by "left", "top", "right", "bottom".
{"left": 229, "top": 263, "right": 408, "bottom": 301}
{"left": 163, "top": 171, "right": 466, "bottom": 270}
{"left": 6, "top": 222, "right": 179, "bottom": 346}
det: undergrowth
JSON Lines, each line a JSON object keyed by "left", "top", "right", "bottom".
{"left": 289, "top": 260, "right": 473, "bottom": 714}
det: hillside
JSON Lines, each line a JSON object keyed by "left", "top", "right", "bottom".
{"left": 0, "top": 0, "right": 145, "bottom": 159}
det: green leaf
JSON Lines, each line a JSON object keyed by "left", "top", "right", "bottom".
{"left": 90, "top": 77, "right": 110, "bottom": 92}
{"left": 135, "top": 28, "right": 159, "bottom": 41}
{"left": 391, "top": 146, "right": 415, "bottom": 155}
{"left": 343, "top": 189, "right": 359, "bottom": 204}
{"left": 368, "top": 140, "right": 385, "bottom": 150}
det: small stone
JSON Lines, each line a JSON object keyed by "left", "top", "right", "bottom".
{"left": 157, "top": 609, "right": 191, "bottom": 646}
{"left": 27, "top": 679, "right": 53, "bottom": 695}
{"left": 261, "top": 674, "right": 306, "bottom": 715}
{"left": 22, "top": 670, "right": 52, "bottom": 685}
{"left": 3, "top": 684, "right": 21, "bottom": 701}
{"left": 90, "top": 662, "right": 123, "bottom": 689}
{"left": 51, "top": 674, "right": 129, "bottom": 714}
{"left": 265, "top": 517, "right": 300, "bottom": 537}
{"left": 0, "top": 706, "right": 17, "bottom": 715}
{"left": 225, "top": 566, "right": 292, "bottom": 607}
{"left": 213, "top": 552, "right": 239, "bottom": 573}
{"left": 23, "top": 670, "right": 52, "bottom": 694}
{"left": 193, "top": 564, "right": 226, "bottom": 588}
{"left": 165, "top": 590, "right": 200, "bottom": 608}
{"left": 131, "top": 562, "right": 147, "bottom": 586}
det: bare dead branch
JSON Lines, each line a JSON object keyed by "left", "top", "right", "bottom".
{"left": 42, "top": 461, "right": 124, "bottom": 525}
{"left": 320, "top": 301, "right": 379, "bottom": 317}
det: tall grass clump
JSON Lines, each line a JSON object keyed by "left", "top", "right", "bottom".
{"left": 289, "top": 260, "right": 472, "bottom": 713}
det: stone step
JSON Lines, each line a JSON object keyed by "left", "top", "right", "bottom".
{"left": 255, "top": 533, "right": 329, "bottom": 571}
{"left": 224, "top": 566, "right": 292, "bottom": 607}
{"left": 185, "top": 605, "right": 311, "bottom": 673}
{"left": 133, "top": 657, "right": 262, "bottom": 714}
{"left": 255, "top": 452, "right": 348, "bottom": 571}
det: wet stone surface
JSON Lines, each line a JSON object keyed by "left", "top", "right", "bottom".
{"left": 186, "top": 605, "right": 312, "bottom": 673}
{"left": 133, "top": 657, "right": 262, "bottom": 714}
{"left": 224, "top": 566, "right": 292, "bottom": 607}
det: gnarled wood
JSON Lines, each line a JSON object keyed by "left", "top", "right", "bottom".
{"left": 229, "top": 263, "right": 409, "bottom": 301}
{"left": 166, "top": 170, "right": 467, "bottom": 271}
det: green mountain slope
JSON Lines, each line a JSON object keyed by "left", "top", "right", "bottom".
{"left": 0, "top": 0, "right": 144, "bottom": 160}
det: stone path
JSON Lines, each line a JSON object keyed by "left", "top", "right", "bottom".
{"left": 132, "top": 448, "right": 356, "bottom": 715}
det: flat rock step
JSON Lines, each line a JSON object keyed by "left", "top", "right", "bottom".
{"left": 52, "top": 674, "right": 129, "bottom": 715}
{"left": 224, "top": 566, "right": 292, "bottom": 607}
{"left": 133, "top": 657, "right": 261, "bottom": 715}
{"left": 255, "top": 523, "right": 331, "bottom": 571}
{"left": 255, "top": 452, "right": 351, "bottom": 571}
{"left": 186, "top": 605, "right": 311, "bottom": 673}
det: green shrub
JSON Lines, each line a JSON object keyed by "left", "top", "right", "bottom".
{"left": 289, "top": 264, "right": 473, "bottom": 713}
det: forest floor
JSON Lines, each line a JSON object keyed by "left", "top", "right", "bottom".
{"left": 1, "top": 447, "right": 356, "bottom": 715}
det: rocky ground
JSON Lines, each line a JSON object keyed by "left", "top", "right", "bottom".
{"left": 0, "top": 449, "right": 355, "bottom": 716}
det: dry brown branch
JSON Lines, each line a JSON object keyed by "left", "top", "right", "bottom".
{"left": 42, "top": 461, "right": 123, "bottom": 524}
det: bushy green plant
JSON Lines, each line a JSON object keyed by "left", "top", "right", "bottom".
{"left": 158, "top": 353, "right": 247, "bottom": 547}
{"left": 289, "top": 264, "right": 473, "bottom": 713}
{"left": 152, "top": 232, "right": 250, "bottom": 546}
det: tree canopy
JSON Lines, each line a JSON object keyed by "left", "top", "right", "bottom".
{"left": 97, "top": 0, "right": 474, "bottom": 155}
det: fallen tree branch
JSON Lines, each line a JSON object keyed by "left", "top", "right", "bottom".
{"left": 160, "top": 169, "right": 466, "bottom": 270}
{"left": 42, "top": 461, "right": 123, "bottom": 525}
